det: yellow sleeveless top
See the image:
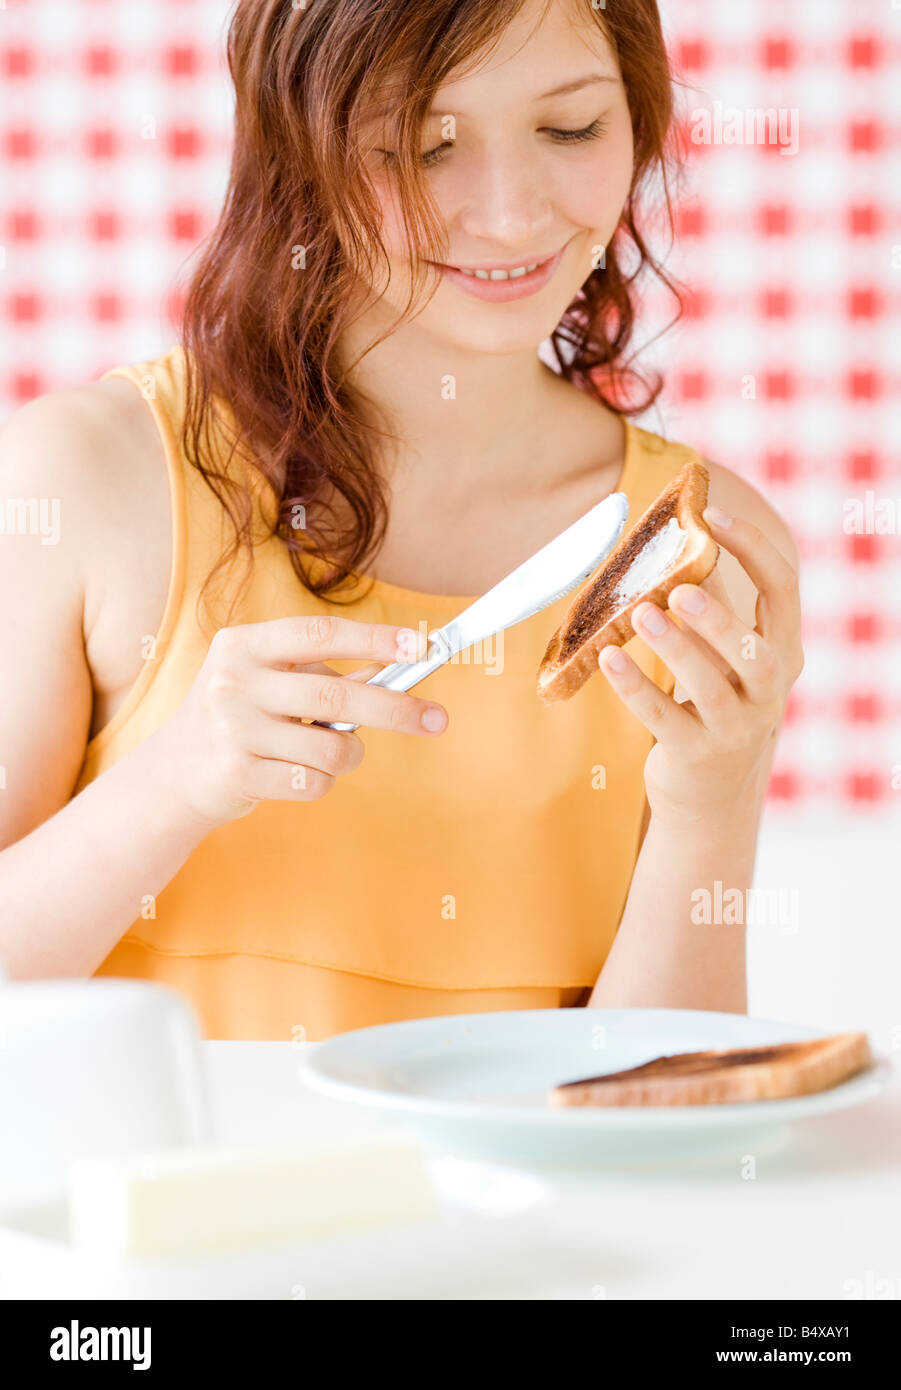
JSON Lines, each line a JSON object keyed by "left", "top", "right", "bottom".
{"left": 78, "top": 344, "right": 697, "bottom": 1041}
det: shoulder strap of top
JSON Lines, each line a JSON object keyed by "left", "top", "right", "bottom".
{"left": 99, "top": 343, "right": 254, "bottom": 638}
{"left": 617, "top": 421, "right": 708, "bottom": 700}
{"left": 622, "top": 420, "right": 707, "bottom": 519}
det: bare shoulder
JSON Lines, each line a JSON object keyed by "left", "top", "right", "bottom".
{"left": 0, "top": 374, "right": 172, "bottom": 741}
{"left": 0, "top": 375, "right": 170, "bottom": 841}
{"left": 0, "top": 372, "right": 171, "bottom": 631}
{"left": 0, "top": 376, "right": 169, "bottom": 565}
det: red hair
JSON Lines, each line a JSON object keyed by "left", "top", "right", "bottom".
{"left": 180, "top": 0, "right": 683, "bottom": 615}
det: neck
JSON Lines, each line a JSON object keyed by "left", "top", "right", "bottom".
{"left": 338, "top": 310, "right": 569, "bottom": 493}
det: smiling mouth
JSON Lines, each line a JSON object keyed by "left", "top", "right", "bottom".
{"left": 448, "top": 256, "right": 552, "bottom": 281}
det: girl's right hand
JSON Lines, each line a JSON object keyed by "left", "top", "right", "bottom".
{"left": 154, "top": 615, "right": 447, "bottom": 825}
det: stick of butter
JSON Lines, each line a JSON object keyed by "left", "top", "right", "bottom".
{"left": 67, "top": 1132, "right": 436, "bottom": 1259}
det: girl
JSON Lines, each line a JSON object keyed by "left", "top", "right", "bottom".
{"left": 0, "top": 0, "right": 802, "bottom": 1038}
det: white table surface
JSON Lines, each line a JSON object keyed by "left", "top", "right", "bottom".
{"left": 203, "top": 1039, "right": 901, "bottom": 1301}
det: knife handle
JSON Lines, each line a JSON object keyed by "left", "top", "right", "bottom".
{"left": 311, "top": 629, "right": 454, "bottom": 733}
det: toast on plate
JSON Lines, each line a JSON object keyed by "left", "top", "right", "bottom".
{"left": 548, "top": 1033, "right": 873, "bottom": 1108}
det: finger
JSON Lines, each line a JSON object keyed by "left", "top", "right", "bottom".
{"left": 597, "top": 642, "right": 699, "bottom": 744}
{"left": 631, "top": 602, "right": 743, "bottom": 728}
{"left": 667, "top": 612, "right": 735, "bottom": 690}
{"left": 344, "top": 661, "right": 384, "bottom": 683}
{"left": 244, "top": 758, "right": 337, "bottom": 805}
{"left": 256, "top": 661, "right": 357, "bottom": 726}
{"left": 283, "top": 660, "right": 384, "bottom": 682}
{"left": 247, "top": 713, "right": 365, "bottom": 777}
{"left": 702, "top": 507, "right": 800, "bottom": 646}
{"left": 665, "top": 585, "right": 780, "bottom": 704}
{"left": 669, "top": 562, "right": 742, "bottom": 700}
{"left": 285, "top": 660, "right": 341, "bottom": 677}
{"left": 698, "top": 561, "right": 732, "bottom": 607}
{"left": 240, "top": 615, "right": 430, "bottom": 669}
{"left": 270, "top": 661, "right": 412, "bottom": 724}
{"left": 249, "top": 667, "right": 448, "bottom": 735}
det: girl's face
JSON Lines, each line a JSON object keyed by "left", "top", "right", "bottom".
{"left": 358, "top": 0, "right": 634, "bottom": 356}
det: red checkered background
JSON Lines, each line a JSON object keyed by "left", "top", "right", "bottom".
{"left": 1, "top": 0, "right": 899, "bottom": 818}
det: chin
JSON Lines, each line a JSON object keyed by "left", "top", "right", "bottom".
{"left": 438, "top": 327, "right": 553, "bottom": 357}
{"left": 417, "top": 301, "right": 581, "bottom": 358}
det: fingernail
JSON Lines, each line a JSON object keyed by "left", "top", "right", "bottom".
{"left": 396, "top": 627, "right": 424, "bottom": 661}
{"left": 600, "top": 647, "right": 629, "bottom": 674}
{"left": 637, "top": 605, "right": 668, "bottom": 636}
{"left": 421, "top": 707, "right": 447, "bottom": 733}
{"left": 671, "top": 585, "right": 707, "bottom": 614}
{"left": 704, "top": 505, "right": 732, "bottom": 529}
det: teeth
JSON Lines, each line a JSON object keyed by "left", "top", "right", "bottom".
{"left": 455, "top": 262, "right": 542, "bottom": 280}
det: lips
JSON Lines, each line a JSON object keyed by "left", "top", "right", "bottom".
{"left": 450, "top": 256, "right": 549, "bottom": 281}
{"left": 434, "top": 244, "right": 567, "bottom": 303}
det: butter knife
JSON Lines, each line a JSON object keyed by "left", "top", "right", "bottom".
{"left": 315, "top": 489, "right": 629, "bottom": 732}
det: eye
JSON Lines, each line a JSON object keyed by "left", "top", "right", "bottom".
{"left": 545, "top": 117, "right": 609, "bottom": 144}
{"left": 374, "top": 115, "right": 608, "bottom": 170}
{"left": 421, "top": 142, "right": 454, "bottom": 168}
{"left": 376, "top": 143, "right": 454, "bottom": 169}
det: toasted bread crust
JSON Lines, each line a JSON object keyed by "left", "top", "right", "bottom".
{"left": 548, "top": 1033, "right": 873, "bottom": 1108}
{"left": 537, "top": 461, "right": 718, "bottom": 703}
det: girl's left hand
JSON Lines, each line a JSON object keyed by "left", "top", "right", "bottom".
{"left": 597, "top": 506, "right": 804, "bottom": 827}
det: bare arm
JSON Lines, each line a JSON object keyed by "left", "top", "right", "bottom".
{"left": 589, "top": 758, "right": 770, "bottom": 1012}
{"left": 590, "top": 468, "right": 802, "bottom": 1012}
{"left": 0, "top": 393, "right": 447, "bottom": 979}
{"left": 0, "top": 394, "right": 220, "bottom": 976}
{"left": 0, "top": 733, "right": 231, "bottom": 979}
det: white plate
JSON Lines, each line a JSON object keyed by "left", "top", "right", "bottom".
{"left": 302, "top": 1008, "right": 890, "bottom": 1163}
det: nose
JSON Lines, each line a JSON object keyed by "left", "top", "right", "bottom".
{"left": 455, "top": 148, "right": 554, "bottom": 249}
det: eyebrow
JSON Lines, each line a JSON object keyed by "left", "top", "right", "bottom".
{"left": 537, "top": 74, "right": 618, "bottom": 100}
{"left": 420, "top": 73, "right": 617, "bottom": 117}
{"left": 362, "top": 73, "right": 619, "bottom": 128}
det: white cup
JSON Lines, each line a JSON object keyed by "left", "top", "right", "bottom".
{"left": 0, "top": 977, "right": 212, "bottom": 1212}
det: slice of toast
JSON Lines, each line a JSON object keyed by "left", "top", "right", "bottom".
{"left": 548, "top": 1033, "right": 873, "bottom": 1108}
{"left": 537, "top": 460, "right": 719, "bottom": 703}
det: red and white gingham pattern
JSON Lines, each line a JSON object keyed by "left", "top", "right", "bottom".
{"left": 1, "top": 0, "right": 899, "bottom": 814}
{"left": 650, "top": 0, "right": 901, "bottom": 812}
